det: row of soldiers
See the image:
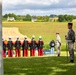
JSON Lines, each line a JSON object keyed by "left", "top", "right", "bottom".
{"left": 2, "top": 36, "right": 44, "bottom": 57}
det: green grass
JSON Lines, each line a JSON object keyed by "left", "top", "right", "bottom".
{"left": 3, "top": 56, "right": 76, "bottom": 75}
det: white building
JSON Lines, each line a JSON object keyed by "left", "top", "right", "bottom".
{"left": 7, "top": 16, "right": 15, "bottom": 21}
{"left": 49, "top": 17, "right": 58, "bottom": 21}
{"left": 32, "top": 17, "right": 37, "bottom": 22}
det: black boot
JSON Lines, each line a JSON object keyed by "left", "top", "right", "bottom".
{"left": 58, "top": 54, "right": 60, "bottom": 57}
{"left": 70, "top": 60, "right": 74, "bottom": 63}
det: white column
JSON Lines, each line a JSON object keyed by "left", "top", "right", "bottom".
{"left": 0, "top": 0, "right": 4, "bottom": 75}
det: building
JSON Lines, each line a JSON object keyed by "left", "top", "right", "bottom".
{"left": 50, "top": 17, "right": 58, "bottom": 22}
{"left": 7, "top": 16, "right": 15, "bottom": 21}
{"left": 31, "top": 16, "right": 37, "bottom": 22}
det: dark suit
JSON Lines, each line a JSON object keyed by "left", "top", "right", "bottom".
{"left": 15, "top": 40, "right": 21, "bottom": 57}
{"left": 22, "top": 40, "right": 29, "bottom": 56}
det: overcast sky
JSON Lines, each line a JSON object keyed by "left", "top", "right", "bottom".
{"left": 2, "top": 0, "right": 76, "bottom": 16}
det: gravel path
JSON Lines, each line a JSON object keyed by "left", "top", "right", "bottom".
{"left": 2, "top": 27, "right": 30, "bottom": 41}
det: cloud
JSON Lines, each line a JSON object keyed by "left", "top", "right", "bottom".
{"left": 3, "top": 0, "right": 60, "bottom": 10}
{"left": 2, "top": 0, "right": 76, "bottom": 15}
{"left": 3, "top": 8, "right": 76, "bottom": 16}
{"left": 68, "top": 0, "right": 76, "bottom": 6}
{"left": 3, "top": 0, "right": 60, "bottom": 6}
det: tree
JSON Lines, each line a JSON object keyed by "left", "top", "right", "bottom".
{"left": 3, "top": 14, "right": 8, "bottom": 18}
{"left": 43, "top": 16, "right": 49, "bottom": 22}
{"left": 3, "top": 13, "right": 18, "bottom": 20}
{"left": 8, "top": 13, "right": 18, "bottom": 20}
{"left": 23, "top": 14, "right": 31, "bottom": 21}
{"left": 49, "top": 14, "right": 57, "bottom": 18}
{"left": 64, "top": 15, "right": 73, "bottom": 22}
{"left": 58, "top": 15, "right": 65, "bottom": 22}
{"left": 58, "top": 15, "right": 74, "bottom": 22}
{"left": 36, "top": 16, "right": 49, "bottom": 22}
{"left": 37, "top": 16, "right": 42, "bottom": 21}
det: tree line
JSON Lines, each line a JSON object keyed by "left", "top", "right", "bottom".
{"left": 2, "top": 13, "right": 76, "bottom": 22}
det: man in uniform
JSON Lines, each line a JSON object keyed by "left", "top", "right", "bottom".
{"left": 15, "top": 36, "right": 21, "bottom": 57}
{"left": 56, "top": 33, "right": 61, "bottom": 56}
{"left": 65, "top": 23, "right": 75, "bottom": 63}
{"left": 22, "top": 36, "right": 29, "bottom": 57}
{"left": 37, "top": 36, "right": 44, "bottom": 56}
{"left": 7, "top": 36, "right": 13, "bottom": 57}
{"left": 29, "top": 36, "right": 37, "bottom": 56}
{"left": 2, "top": 38, "right": 6, "bottom": 57}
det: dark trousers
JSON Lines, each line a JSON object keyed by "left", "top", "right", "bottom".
{"left": 68, "top": 42, "right": 74, "bottom": 61}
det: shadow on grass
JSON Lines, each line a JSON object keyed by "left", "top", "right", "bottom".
{"left": 3, "top": 56, "right": 76, "bottom": 75}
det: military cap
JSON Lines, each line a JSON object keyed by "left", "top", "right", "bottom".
{"left": 68, "top": 23, "right": 73, "bottom": 26}
{"left": 56, "top": 32, "right": 59, "bottom": 34}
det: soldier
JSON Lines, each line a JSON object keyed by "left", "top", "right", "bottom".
{"left": 37, "top": 36, "right": 44, "bottom": 56}
{"left": 22, "top": 36, "right": 29, "bottom": 57}
{"left": 56, "top": 33, "right": 61, "bottom": 56}
{"left": 29, "top": 36, "right": 37, "bottom": 56}
{"left": 7, "top": 36, "right": 13, "bottom": 57}
{"left": 65, "top": 23, "right": 75, "bottom": 63}
{"left": 2, "top": 38, "right": 6, "bottom": 57}
{"left": 15, "top": 36, "right": 21, "bottom": 57}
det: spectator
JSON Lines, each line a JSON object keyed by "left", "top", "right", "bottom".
{"left": 49, "top": 40, "right": 55, "bottom": 55}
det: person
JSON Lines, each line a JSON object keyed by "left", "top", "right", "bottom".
{"left": 29, "top": 36, "right": 37, "bottom": 56}
{"left": 2, "top": 38, "right": 6, "bottom": 57}
{"left": 7, "top": 36, "right": 13, "bottom": 57}
{"left": 15, "top": 36, "right": 21, "bottom": 57}
{"left": 56, "top": 33, "right": 61, "bottom": 56}
{"left": 37, "top": 36, "right": 44, "bottom": 56}
{"left": 65, "top": 23, "right": 75, "bottom": 63}
{"left": 22, "top": 36, "right": 29, "bottom": 57}
{"left": 49, "top": 40, "right": 55, "bottom": 55}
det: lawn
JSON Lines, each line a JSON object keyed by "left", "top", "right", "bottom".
{"left": 3, "top": 56, "right": 76, "bottom": 75}
{"left": 3, "top": 22, "right": 76, "bottom": 75}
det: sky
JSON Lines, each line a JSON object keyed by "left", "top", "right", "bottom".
{"left": 2, "top": 0, "right": 76, "bottom": 16}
